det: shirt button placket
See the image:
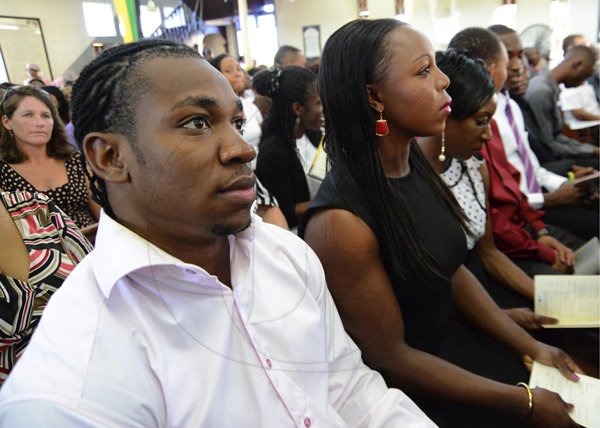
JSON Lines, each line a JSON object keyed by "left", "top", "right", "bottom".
{"left": 303, "top": 417, "right": 311, "bottom": 427}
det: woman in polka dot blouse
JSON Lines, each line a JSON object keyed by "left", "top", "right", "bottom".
{"left": 0, "top": 86, "right": 99, "bottom": 228}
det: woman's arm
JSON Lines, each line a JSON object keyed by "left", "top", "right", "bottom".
{"left": 475, "top": 163, "right": 535, "bottom": 300}
{"left": 303, "top": 208, "right": 578, "bottom": 426}
{"left": 451, "top": 264, "right": 582, "bottom": 381}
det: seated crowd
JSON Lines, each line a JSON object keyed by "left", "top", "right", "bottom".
{"left": 0, "top": 17, "right": 597, "bottom": 428}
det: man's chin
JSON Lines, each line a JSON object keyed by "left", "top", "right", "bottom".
{"left": 212, "top": 217, "right": 252, "bottom": 236}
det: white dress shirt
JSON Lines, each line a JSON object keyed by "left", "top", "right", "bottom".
{"left": 0, "top": 212, "right": 435, "bottom": 428}
{"left": 296, "top": 134, "right": 321, "bottom": 199}
{"left": 241, "top": 97, "right": 263, "bottom": 170}
{"left": 493, "top": 92, "right": 567, "bottom": 209}
{"left": 559, "top": 81, "right": 600, "bottom": 130}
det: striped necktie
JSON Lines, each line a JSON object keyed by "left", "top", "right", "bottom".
{"left": 504, "top": 98, "right": 541, "bottom": 193}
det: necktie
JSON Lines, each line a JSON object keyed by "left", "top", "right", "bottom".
{"left": 504, "top": 98, "right": 541, "bottom": 193}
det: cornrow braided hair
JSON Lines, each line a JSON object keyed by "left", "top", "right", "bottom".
{"left": 71, "top": 39, "right": 201, "bottom": 217}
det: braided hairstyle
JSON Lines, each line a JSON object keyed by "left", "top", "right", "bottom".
{"left": 71, "top": 39, "right": 201, "bottom": 217}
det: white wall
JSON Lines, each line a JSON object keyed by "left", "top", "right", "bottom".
{"left": 0, "top": 0, "right": 181, "bottom": 82}
{"left": 1, "top": 0, "right": 596, "bottom": 80}
{"left": 0, "top": 0, "right": 117, "bottom": 81}
{"left": 274, "top": 0, "right": 599, "bottom": 54}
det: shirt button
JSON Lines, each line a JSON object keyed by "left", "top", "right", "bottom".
{"left": 304, "top": 417, "right": 311, "bottom": 427}
{"left": 266, "top": 358, "right": 272, "bottom": 368}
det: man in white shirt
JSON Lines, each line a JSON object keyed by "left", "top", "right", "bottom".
{"left": 0, "top": 39, "right": 434, "bottom": 428}
{"left": 493, "top": 90, "right": 569, "bottom": 209}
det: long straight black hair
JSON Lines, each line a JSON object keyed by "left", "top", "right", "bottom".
{"left": 318, "top": 19, "right": 471, "bottom": 283}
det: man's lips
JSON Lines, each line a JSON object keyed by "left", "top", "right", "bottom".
{"left": 220, "top": 175, "right": 256, "bottom": 203}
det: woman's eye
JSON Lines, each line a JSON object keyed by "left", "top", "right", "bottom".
{"left": 476, "top": 117, "right": 490, "bottom": 126}
{"left": 182, "top": 117, "right": 209, "bottom": 130}
{"left": 418, "top": 66, "right": 431, "bottom": 76}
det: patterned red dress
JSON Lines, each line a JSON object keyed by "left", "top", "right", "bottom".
{"left": 0, "top": 191, "right": 92, "bottom": 384}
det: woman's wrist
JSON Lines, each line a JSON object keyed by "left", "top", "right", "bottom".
{"left": 516, "top": 382, "right": 534, "bottom": 419}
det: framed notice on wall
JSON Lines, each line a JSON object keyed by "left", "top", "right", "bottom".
{"left": 0, "top": 16, "right": 52, "bottom": 84}
{"left": 302, "top": 25, "right": 321, "bottom": 58}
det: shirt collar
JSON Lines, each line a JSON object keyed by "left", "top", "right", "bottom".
{"left": 92, "top": 211, "right": 260, "bottom": 298}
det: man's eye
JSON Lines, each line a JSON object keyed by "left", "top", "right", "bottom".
{"left": 233, "top": 118, "right": 246, "bottom": 134}
{"left": 182, "top": 117, "right": 209, "bottom": 130}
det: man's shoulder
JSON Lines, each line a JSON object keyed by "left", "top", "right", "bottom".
{"left": 0, "top": 253, "right": 104, "bottom": 400}
{"left": 250, "top": 220, "right": 325, "bottom": 297}
{"left": 254, "top": 219, "right": 317, "bottom": 260}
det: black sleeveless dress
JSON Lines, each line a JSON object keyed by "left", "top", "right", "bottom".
{"left": 299, "top": 161, "right": 528, "bottom": 427}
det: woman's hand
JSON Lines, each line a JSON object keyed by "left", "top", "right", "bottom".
{"left": 538, "top": 235, "right": 575, "bottom": 271}
{"left": 526, "top": 387, "right": 578, "bottom": 427}
{"left": 503, "top": 308, "right": 557, "bottom": 330}
{"left": 530, "top": 341, "right": 582, "bottom": 381}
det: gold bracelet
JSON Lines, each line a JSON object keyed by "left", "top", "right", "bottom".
{"left": 516, "top": 382, "right": 533, "bottom": 418}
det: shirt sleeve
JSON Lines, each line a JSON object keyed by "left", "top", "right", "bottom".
{"left": 489, "top": 205, "right": 556, "bottom": 265}
{"left": 538, "top": 166, "right": 568, "bottom": 193}
{"left": 309, "top": 253, "right": 436, "bottom": 427}
{"left": 0, "top": 400, "right": 152, "bottom": 428}
{"left": 525, "top": 88, "right": 556, "bottom": 143}
{"left": 550, "top": 134, "right": 596, "bottom": 157}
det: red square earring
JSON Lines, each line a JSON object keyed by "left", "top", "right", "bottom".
{"left": 375, "top": 109, "right": 388, "bottom": 136}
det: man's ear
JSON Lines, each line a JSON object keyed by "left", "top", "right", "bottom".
{"left": 82, "top": 133, "right": 129, "bottom": 184}
{"left": 570, "top": 59, "right": 584, "bottom": 72}
{"left": 366, "top": 84, "right": 384, "bottom": 112}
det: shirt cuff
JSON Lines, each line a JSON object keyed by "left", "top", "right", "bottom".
{"left": 527, "top": 193, "right": 545, "bottom": 210}
{"left": 538, "top": 244, "right": 556, "bottom": 265}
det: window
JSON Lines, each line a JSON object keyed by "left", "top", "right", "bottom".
{"left": 82, "top": 2, "right": 117, "bottom": 37}
{"left": 140, "top": 5, "right": 162, "bottom": 37}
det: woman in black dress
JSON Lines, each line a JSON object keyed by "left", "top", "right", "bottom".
{"left": 254, "top": 66, "right": 323, "bottom": 229}
{"left": 300, "top": 19, "right": 581, "bottom": 428}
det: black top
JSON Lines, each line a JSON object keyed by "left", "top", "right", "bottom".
{"left": 256, "top": 134, "right": 309, "bottom": 228}
{"left": 300, "top": 161, "right": 466, "bottom": 354}
{"left": 300, "top": 160, "right": 528, "bottom": 426}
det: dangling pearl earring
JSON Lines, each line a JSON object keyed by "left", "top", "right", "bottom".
{"left": 295, "top": 116, "right": 301, "bottom": 127}
{"left": 438, "top": 131, "right": 446, "bottom": 162}
{"left": 8, "top": 130, "right": 13, "bottom": 140}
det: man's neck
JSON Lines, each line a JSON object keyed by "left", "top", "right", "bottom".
{"left": 116, "top": 214, "right": 234, "bottom": 288}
